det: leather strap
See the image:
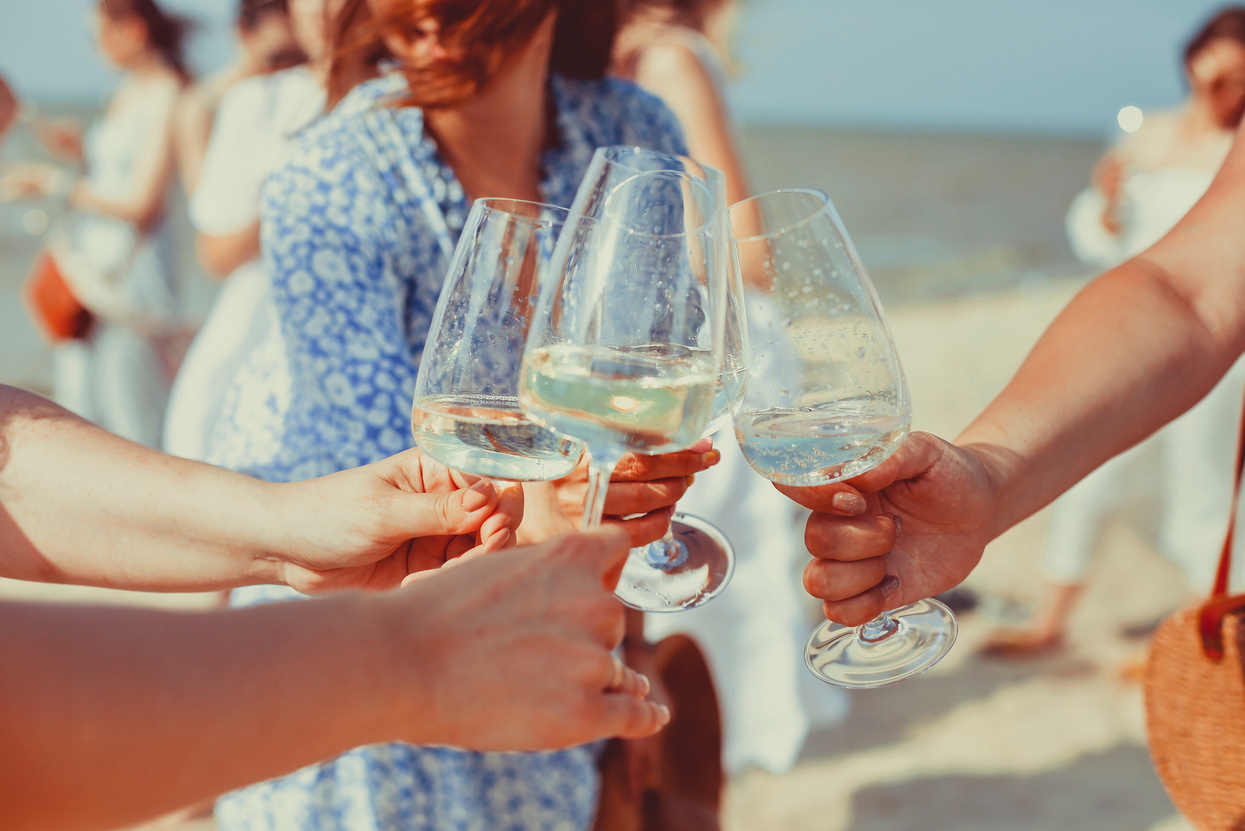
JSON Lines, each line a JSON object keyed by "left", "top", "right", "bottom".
{"left": 1197, "top": 386, "right": 1245, "bottom": 659}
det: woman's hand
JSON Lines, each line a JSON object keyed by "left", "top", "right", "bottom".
{"left": 529, "top": 438, "right": 720, "bottom": 547}
{"left": 776, "top": 432, "right": 1004, "bottom": 625}
{"left": 0, "top": 162, "right": 70, "bottom": 201}
{"left": 274, "top": 448, "right": 523, "bottom": 594}
{"left": 1092, "top": 151, "right": 1126, "bottom": 235}
{"left": 384, "top": 528, "right": 671, "bottom": 751}
{"left": 32, "top": 116, "right": 84, "bottom": 162}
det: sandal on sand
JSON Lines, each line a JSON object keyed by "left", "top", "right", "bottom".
{"left": 980, "top": 627, "right": 1065, "bottom": 659}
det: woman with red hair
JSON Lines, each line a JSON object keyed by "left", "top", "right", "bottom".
{"left": 207, "top": 0, "right": 712, "bottom": 828}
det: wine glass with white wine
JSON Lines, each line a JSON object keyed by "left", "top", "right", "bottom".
{"left": 728, "top": 188, "right": 958, "bottom": 689}
{"left": 519, "top": 169, "right": 727, "bottom": 610}
{"left": 411, "top": 198, "right": 584, "bottom": 482}
{"left": 561, "top": 145, "right": 739, "bottom": 611}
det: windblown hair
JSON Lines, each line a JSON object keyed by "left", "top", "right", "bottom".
{"left": 327, "top": 0, "right": 620, "bottom": 110}
{"left": 99, "top": 0, "right": 197, "bottom": 82}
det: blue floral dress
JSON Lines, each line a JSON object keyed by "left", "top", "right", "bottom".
{"left": 209, "top": 71, "right": 685, "bottom": 830}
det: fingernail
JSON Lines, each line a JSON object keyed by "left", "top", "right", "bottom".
{"left": 831, "top": 492, "right": 866, "bottom": 515}
{"left": 638, "top": 673, "right": 651, "bottom": 697}
{"left": 656, "top": 704, "right": 671, "bottom": 726}
{"left": 890, "top": 514, "right": 904, "bottom": 536}
{"left": 690, "top": 437, "right": 714, "bottom": 452}
{"left": 463, "top": 480, "right": 492, "bottom": 510}
{"left": 880, "top": 575, "right": 900, "bottom": 597}
{"left": 702, "top": 449, "right": 721, "bottom": 466}
{"left": 488, "top": 528, "right": 511, "bottom": 549}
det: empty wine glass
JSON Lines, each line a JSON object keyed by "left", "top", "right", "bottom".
{"left": 411, "top": 198, "right": 584, "bottom": 481}
{"left": 729, "top": 188, "right": 957, "bottom": 688}
{"left": 520, "top": 169, "right": 727, "bottom": 610}
{"left": 567, "top": 145, "right": 738, "bottom": 611}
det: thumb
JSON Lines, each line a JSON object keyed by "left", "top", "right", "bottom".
{"left": 586, "top": 526, "right": 632, "bottom": 591}
{"left": 396, "top": 480, "right": 500, "bottom": 538}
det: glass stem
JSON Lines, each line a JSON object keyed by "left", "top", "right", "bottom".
{"left": 580, "top": 449, "right": 623, "bottom": 531}
{"left": 858, "top": 611, "right": 900, "bottom": 644}
{"left": 646, "top": 527, "right": 680, "bottom": 567}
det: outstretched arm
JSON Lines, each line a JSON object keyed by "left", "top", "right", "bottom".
{"left": 784, "top": 124, "right": 1245, "bottom": 624}
{"left": 0, "top": 386, "right": 519, "bottom": 593}
{"left": 0, "top": 529, "right": 669, "bottom": 831}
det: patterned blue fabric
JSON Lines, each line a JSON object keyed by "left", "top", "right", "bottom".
{"left": 210, "top": 71, "right": 684, "bottom": 830}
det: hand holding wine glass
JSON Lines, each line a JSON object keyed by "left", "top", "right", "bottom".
{"left": 410, "top": 197, "right": 716, "bottom": 549}
{"left": 775, "top": 431, "right": 1000, "bottom": 625}
{"left": 729, "top": 188, "right": 957, "bottom": 688}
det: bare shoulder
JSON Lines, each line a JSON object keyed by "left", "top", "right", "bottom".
{"left": 633, "top": 37, "right": 714, "bottom": 89}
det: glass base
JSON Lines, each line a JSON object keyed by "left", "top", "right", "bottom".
{"left": 614, "top": 513, "right": 735, "bottom": 613}
{"left": 804, "top": 597, "right": 958, "bottom": 689}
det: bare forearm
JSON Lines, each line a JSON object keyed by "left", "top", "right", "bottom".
{"left": 0, "top": 596, "right": 400, "bottom": 831}
{"left": 0, "top": 387, "right": 284, "bottom": 590}
{"left": 959, "top": 257, "right": 1242, "bottom": 536}
{"left": 197, "top": 223, "right": 262, "bottom": 278}
{"left": 70, "top": 182, "right": 164, "bottom": 228}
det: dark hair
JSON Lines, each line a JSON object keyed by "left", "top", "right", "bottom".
{"left": 99, "top": 0, "right": 197, "bottom": 82}
{"left": 328, "top": 0, "right": 619, "bottom": 110}
{"left": 1184, "top": 6, "right": 1245, "bottom": 67}
{"left": 622, "top": 0, "right": 721, "bottom": 32}
{"left": 237, "top": 0, "right": 289, "bottom": 31}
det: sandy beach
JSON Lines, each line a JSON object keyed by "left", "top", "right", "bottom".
{"left": 0, "top": 124, "right": 1197, "bottom": 829}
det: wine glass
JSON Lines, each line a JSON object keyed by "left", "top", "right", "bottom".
{"left": 566, "top": 145, "right": 738, "bottom": 612}
{"left": 520, "top": 168, "right": 727, "bottom": 611}
{"left": 728, "top": 188, "right": 958, "bottom": 689}
{"left": 411, "top": 198, "right": 584, "bottom": 481}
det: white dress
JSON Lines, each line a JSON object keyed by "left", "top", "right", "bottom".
{"left": 1055, "top": 168, "right": 1245, "bottom": 592}
{"left": 54, "top": 93, "right": 181, "bottom": 448}
{"left": 162, "top": 67, "right": 324, "bottom": 461}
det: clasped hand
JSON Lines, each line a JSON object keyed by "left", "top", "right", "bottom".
{"left": 273, "top": 448, "right": 523, "bottom": 593}
{"left": 779, "top": 431, "right": 1005, "bottom": 625}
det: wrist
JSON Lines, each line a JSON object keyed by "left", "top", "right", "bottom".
{"left": 247, "top": 479, "right": 305, "bottom": 587}
{"left": 956, "top": 437, "right": 1026, "bottom": 541}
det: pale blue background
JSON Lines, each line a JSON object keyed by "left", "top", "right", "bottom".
{"left": 0, "top": 0, "right": 1232, "bottom": 134}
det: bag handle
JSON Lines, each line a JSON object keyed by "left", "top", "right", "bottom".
{"left": 1197, "top": 382, "right": 1245, "bottom": 659}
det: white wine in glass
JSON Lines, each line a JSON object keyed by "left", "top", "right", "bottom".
{"left": 730, "top": 188, "right": 957, "bottom": 689}
{"left": 520, "top": 168, "right": 728, "bottom": 611}
{"left": 411, "top": 198, "right": 584, "bottom": 482}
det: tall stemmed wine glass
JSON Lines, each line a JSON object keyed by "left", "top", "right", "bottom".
{"left": 411, "top": 198, "right": 584, "bottom": 482}
{"left": 728, "top": 188, "right": 957, "bottom": 688}
{"left": 520, "top": 169, "right": 728, "bottom": 610}
{"left": 563, "top": 145, "right": 738, "bottom": 612}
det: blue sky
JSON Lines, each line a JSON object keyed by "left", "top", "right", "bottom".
{"left": 0, "top": 0, "right": 1231, "bottom": 135}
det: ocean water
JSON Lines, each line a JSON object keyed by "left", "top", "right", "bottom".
{"left": 0, "top": 106, "right": 1104, "bottom": 394}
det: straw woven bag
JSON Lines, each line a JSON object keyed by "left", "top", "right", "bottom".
{"left": 1144, "top": 406, "right": 1245, "bottom": 829}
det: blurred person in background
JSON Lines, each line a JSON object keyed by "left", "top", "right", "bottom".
{"left": 174, "top": 0, "right": 305, "bottom": 195}
{"left": 613, "top": 0, "right": 848, "bottom": 776}
{"left": 985, "top": 6, "right": 1245, "bottom": 657}
{"left": 205, "top": 0, "right": 719, "bottom": 828}
{"left": 162, "top": 0, "right": 333, "bottom": 464}
{"left": 0, "top": 0, "right": 192, "bottom": 449}
{"left": 612, "top": 0, "right": 749, "bottom": 206}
